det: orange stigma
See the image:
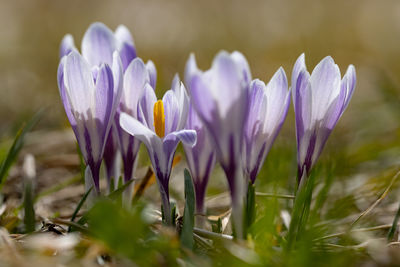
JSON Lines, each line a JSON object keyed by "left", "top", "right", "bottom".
{"left": 153, "top": 100, "right": 165, "bottom": 138}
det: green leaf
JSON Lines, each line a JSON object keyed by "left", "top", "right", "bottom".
{"left": 180, "top": 169, "right": 195, "bottom": 249}
{"left": 68, "top": 187, "right": 93, "bottom": 232}
{"left": 86, "top": 199, "right": 180, "bottom": 265}
{"left": 286, "top": 170, "right": 316, "bottom": 251}
{"left": 388, "top": 201, "right": 400, "bottom": 241}
{"left": 0, "top": 109, "right": 44, "bottom": 186}
{"left": 244, "top": 182, "right": 256, "bottom": 237}
{"left": 107, "top": 179, "right": 134, "bottom": 200}
{"left": 170, "top": 201, "right": 177, "bottom": 227}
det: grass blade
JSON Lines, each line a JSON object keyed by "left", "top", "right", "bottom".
{"left": 107, "top": 179, "right": 134, "bottom": 200}
{"left": 0, "top": 109, "right": 44, "bottom": 187}
{"left": 68, "top": 187, "right": 93, "bottom": 232}
{"left": 388, "top": 202, "right": 400, "bottom": 241}
{"left": 244, "top": 182, "right": 256, "bottom": 237}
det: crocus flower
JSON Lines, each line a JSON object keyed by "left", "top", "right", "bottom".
{"left": 186, "top": 51, "right": 251, "bottom": 238}
{"left": 57, "top": 50, "right": 122, "bottom": 193}
{"left": 119, "top": 77, "right": 196, "bottom": 224}
{"left": 183, "top": 104, "right": 216, "bottom": 222}
{"left": 292, "top": 54, "right": 356, "bottom": 183}
{"left": 243, "top": 69, "right": 291, "bottom": 184}
{"left": 58, "top": 22, "right": 124, "bottom": 192}
{"left": 115, "top": 57, "right": 157, "bottom": 184}
{"left": 60, "top": 22, "right": 152, "bottom": 188}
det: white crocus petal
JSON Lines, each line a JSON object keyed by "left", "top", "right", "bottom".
{"left": 81, "top": 22, "right": 116, "bottom": 67}
{"left": 263, "top": 67, "right": 288, "bottom": 134}
{"left": 119, "top": 113, "right": 158, "bottom": 150}
{"left": 292, "top": 54, "right": 309, "bottom": 111}
{"left": 292, "top": 53, "right": 306, "bottom": 91}
{"left": 138, "top": 84, "right": 157, "bottom": 130}
{"left": 164, "top": 129, "right": 197, "bottom": 147}
{"left": 231, "top": 51, "right": 252, "bottom": 83}
{"left": 341, "top": 65, "right": 356, "bottom": 112}
{"left": 184, "top": 53, "right": 199, "bottom": 92}
{"left": 60, "top": 34, "right": 77, "bottom": 58}
{"left": 163, "top": 90, "right": 180, "bottom": 135}
{"left": 145, "top": 60, "right": 157, "bottom": 89}
{"left": 190, "top": 73, "right": 217, "bottom": 124}
{"left": 296, "top": 70, "right": 312, "bottom": 131}
{"left": 63, "top": 51, "right": 95, "bottom": 118}
{"left": 209, "top": 51, "right": 243, "bottom": 117}
{"left": 115, "top": 24, "right": 135, "bottom": 46}
{"left": 111, "top": 51, "right": 123, "bottom": 108}
{"left": 122, "top": 58, "right": 149, "bottom": 115}
{"left": 172, "top": 81, "right": 189, "bottom": 130}
{"left": 309, "top": 56, "right": 341, "bottom": 123}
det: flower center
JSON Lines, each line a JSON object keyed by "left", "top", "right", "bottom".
{"left": 153, "top": 100, "right": 165, "bottom": 138}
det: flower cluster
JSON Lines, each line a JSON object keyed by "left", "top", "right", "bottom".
{"left": 57, "top": 22, "right": 356, "bottom": 235}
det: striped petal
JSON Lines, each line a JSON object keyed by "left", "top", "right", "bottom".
{"left": 81, "top": 22, "right": 116, "bottom": 67}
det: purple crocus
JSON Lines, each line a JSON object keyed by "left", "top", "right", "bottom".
{"left": 186, "top": 51, "right": 251, "bottom": 238}
{"left": 292, "top": 54, "right": 356, "bottom": 183}
{"left": 60, "top": 22, "right": 152, "bottom": 189}
{"left": 57, "top": 50, "right": 122, "bottom": 193}
{"left": 243, "top": 69, "right": 291, "bottom": 184}
{"left": 59, "top": 22, "right": 125, "bottom": 192}
{"left": 115, "top": 57, "right": 157, "bottom": 185}
{"left": 119, "top": 77, "right": 196, "bottom": 224}
{"left": 183, "top": 104, "right": 216, "bottom": 223}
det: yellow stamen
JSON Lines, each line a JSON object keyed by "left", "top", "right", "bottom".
{"left": 153, "top": 100, "right": 165, "bottom": 138}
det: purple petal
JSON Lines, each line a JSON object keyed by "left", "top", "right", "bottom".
{"left": 138, "top": 84, "right": 157, "bottom": 130}
{"left": 309, "top": 56, "right": 341, "bottom": 122}
{"left": 184, "top": 53, "right": 199, "bottom": 92}
{"left": 122, "top": 58, "right": 149, "bottom": 115}
{"left": 63, "top": 51, "right": 95, "bottom": 115}
{"left": 292, "top": 53, "right": 306, "bottom": 94}
{"left": 264, "top": 67, "right": 289, "bottom": 131}
{"left": 322, "top": 85, "right": 346, "bottom": 131}
{"left": 84, "top": 63, "right": 115, "bottom": 163}
{"left": 103, "top": 126, "right": 120, "bottom": 181}
{"left": 59, "top": 34, "right": 76, "bottom": 58}
{"left": 164, "top": 129, "right": 197, "bottom": 147}
{"left": 341, "top": 65, "right": 356, "bottom": 112}
{"left": 115, "top": 25, "right": 136, "bottom": 71}
{"left": 146, "top": 60, "right": 157, "bottom": 89}
{"left": 190, "top": 74, "right": 217, "bottom": 123}
{"left": 115, "top": 25, "right": 134, "bottom": 45}
{"left": 163, "top": 90, "right": 180, "bottom": 135}
{"left": 111, "top": 52, "right": 123, "bottom": 108}
{"left": 94, "top": 63, "right": 114, "bottom": 125}
{"left": 294, "top": 69, "right": 311, "bottom": 134}
{"left": 294, "top": 70, "right": 311, "bottom": 164}
{"left": 81, "top": 22, "right": 116, "bottom": 67}
{"left": 186, "top": 103, "right": 202, "bottom": 130}
{"left": 171, "top": 79, "right": 189, "bottom": 130}
{"left": 119, "top": 112, "right": 158, "bottom": 149}
{"left": 231, "top": 51, "right": 252, "bottom": 84}
{"left": 210, "top": 51, "right": 244, "bottom": 117}
{"left": 57, "top": 57, "right": 76, "bottom": 126}
{"left": 245, "top": 79, "right": 267, "bottom": 140}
